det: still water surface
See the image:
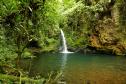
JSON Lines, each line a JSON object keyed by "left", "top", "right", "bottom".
{"left": 21, "top": 53, "right": 126, "bottom": 84}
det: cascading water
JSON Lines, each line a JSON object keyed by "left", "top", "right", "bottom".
{"left": 60, "top": 29, "right": 68, "bottom": 53}
{"left": 60, "top": 29, "right": 73, "bottom": 53}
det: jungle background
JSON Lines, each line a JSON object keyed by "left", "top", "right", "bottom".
{"left": 0, "top": 0, "right": 126, "bottom": 83}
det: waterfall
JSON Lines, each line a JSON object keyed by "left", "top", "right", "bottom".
{"left": 60, "top": 29, "right": 68, "bottom": 53}
{"left": 60, "top": 29, "right": 73, "bottom": 53}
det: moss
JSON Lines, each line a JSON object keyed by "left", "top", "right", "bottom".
{"left": 88, "top": 17, "right": 126, "bottom": 55}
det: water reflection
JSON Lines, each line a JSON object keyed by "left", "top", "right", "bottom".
{"left": 61, "top": 53, "right": 68, "bottom": 71}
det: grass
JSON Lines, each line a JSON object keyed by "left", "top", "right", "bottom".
{"left": 0, "top": 74, "right": 45, "bottom": 84}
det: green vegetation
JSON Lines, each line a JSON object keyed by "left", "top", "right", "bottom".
{"left": 0, "top": 0, "right": 126, "bottom": 83}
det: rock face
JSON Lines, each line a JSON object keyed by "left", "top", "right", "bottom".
{"left": 89, "top": 18, "right": 125, "bottom": 55}
{"left": 88, "top": 1, "right": 126, "bottom": 55}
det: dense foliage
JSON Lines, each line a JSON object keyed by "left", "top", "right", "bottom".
{"left": 0, "top": 0, "right": 126, "bottom": 83}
